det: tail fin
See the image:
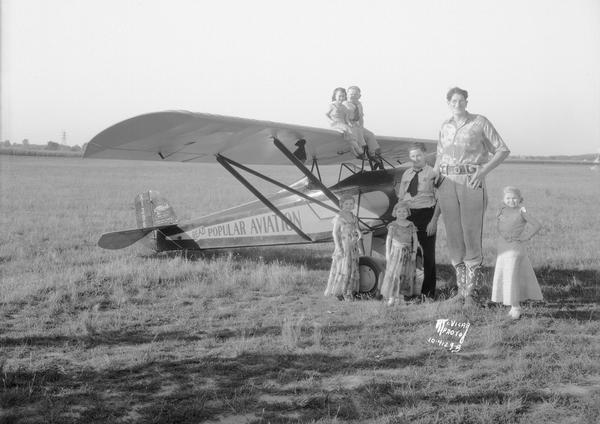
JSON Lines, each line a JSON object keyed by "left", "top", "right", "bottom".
{"left": 135, "top": 190, "right": 177, "bottom": 228}
{"left": 96, "top": 191, "right": 179, "bottom": 250}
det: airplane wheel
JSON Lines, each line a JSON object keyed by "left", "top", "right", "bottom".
{"left": 358, "top": 256, "right": 383, "bottom": 296}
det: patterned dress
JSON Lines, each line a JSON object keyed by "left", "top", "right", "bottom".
{"left": 380, "top": 221, "right": 419, "bottom": 299}
{"left": 491, "top": 207, "right": 543, "bottom": 306}
{"left": 324, "top": 213, "right": 361, "bottom": 297}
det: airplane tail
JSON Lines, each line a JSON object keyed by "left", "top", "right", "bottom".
{"left": 132, "top": 190, "right": 178, "bottom": 250}
{"left": 97, "top": 191, "right": 179, "bottom": 250}
{"left": 135, "top": 190, "right": 178, "bottom": 228}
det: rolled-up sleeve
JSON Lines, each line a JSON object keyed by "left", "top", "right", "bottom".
{"left": 481, "top": 116, "right": 510, "bottom": 154}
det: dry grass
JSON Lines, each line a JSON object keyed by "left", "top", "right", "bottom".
{"left": 0, "top": 156, "right": 599, "bottom": 423}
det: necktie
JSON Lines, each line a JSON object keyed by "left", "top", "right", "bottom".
{"left": 407, "top": 169, "right": 422, "bottom": 196}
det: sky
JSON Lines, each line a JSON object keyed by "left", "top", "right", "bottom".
{"left": 1, "top": 0, "right": 599, "bottom": 156}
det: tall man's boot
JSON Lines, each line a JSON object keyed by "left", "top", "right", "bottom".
{"left": 464, "top": 265, "right": 483, "bottom": 309}
{"left": 447, "top": 263, "right": 466, "bottom": 304}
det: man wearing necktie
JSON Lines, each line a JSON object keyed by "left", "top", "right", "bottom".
{"left": 396, "top": 142, "right": 441, "bottom": 299}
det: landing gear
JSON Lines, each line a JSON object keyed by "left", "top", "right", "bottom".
{"left": 358, "top": 256, "right": 384, "bottom": 297}
{"left": 358, "top": 251, "right": 425, "bottom": 300}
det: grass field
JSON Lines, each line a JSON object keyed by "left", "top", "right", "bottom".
{"left": 1, "top": 155, "right": 599, "bottom": 423}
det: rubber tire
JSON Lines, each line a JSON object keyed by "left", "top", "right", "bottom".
{"left": 358, "top": 256, "right": 383, "bottom": 296}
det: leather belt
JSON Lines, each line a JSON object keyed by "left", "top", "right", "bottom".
{"left": 440, "top": 164, "right": 477, "bottom": 175}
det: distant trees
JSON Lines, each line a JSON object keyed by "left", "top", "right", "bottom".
{"left": 22, "top": 139, "right": 29, "bottom": 146}
{"left": 46, "top": 141, "right": 60, "bottom": 151}
{"left": 2, "top": 140, "right": 10, "bottom": 147}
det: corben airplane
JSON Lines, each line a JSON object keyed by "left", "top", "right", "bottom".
{"left": 84, "top": 111, "right": 437, "bottom": 295}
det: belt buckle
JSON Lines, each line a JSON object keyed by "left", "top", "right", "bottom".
{"left": 453, "top": 166, "right": 461, "bottom": 174}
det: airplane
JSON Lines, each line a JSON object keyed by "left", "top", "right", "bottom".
{"left": 83, "top": 110, "right": 437, "bottom": 296}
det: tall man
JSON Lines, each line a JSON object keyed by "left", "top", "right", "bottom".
{"left": 434, "top": 87, "right": 510, "bottom": 308}
{"left": 396, "top": 142, "right": 440, "bottom": 299}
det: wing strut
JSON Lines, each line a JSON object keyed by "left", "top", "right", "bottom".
{"left": 216, "top": 154, "right": 313, "bottom": 242}
{"left": 272, "top": 138, "right": 340, "bottom": 208}
{"left": 216, "top": 156, "right": 339, "bottom": 214}
{"left": 310, "top": 159, "right": 322, "bottom": 181}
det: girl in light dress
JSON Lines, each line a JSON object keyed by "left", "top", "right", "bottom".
{"left": 325, "top": 87, "right": 366, "bottom": 158}
{"left": 380, "top": 201, "right": 421, "bottom": 306}
{"left": 491, "top": 186, "right": 543, "bottom": 319}
{"left": 324, "top": 194, "right": 363, "bottom": 300}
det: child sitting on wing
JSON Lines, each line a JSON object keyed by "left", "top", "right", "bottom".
{"left": 325, "top": 87, "right": 366, "bottom": 158}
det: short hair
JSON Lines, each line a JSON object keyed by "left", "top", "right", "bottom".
{"left": 339, "top": 194, "right": 355, "bottom": 204}
{"left": 393, "top": 200, "right": 411, "bottom": 216}
{"left": 331, "top": 87, "right": 347, "bottom": 101}
{"left": 347, "top": 86, "right": 361, "bottom": 93}
{"left": 446, "top": 87, "right": 468, "bottom": 102}
{"left": 409, "top": 142, "right": 427, "bottom": 153}
{"left": 503, "top": 186, "right": 523, "bottom": 201}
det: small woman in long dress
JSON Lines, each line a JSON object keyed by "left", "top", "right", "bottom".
{"left": 324, "top": 194, "right": 362, "bottom": 300}
{"left": 491, "top": 186, "right": 543, "bottom": 319}
{"left": 380, "top": 201, "right": 420, "bottom": 306}
{"left": 325, "top": 87, "right": 365, "bottom": 158}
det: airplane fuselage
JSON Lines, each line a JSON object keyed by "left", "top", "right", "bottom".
{"left": 152, "top": 167, "right": 407, "bottom": 252}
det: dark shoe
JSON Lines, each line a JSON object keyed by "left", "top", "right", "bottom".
{"left": 421, "top": 295, "right": 435, "bottom": 304}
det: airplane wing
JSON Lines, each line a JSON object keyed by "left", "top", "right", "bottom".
{"left": 84, "top": 111, "right": 436, "bottom": 165}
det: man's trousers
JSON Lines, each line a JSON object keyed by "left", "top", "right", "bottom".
{"left": 408, "top": 206, "right": 437, "bottom": 298}
{"left": 437, "top": 174, "right": 487, "bottom": 268}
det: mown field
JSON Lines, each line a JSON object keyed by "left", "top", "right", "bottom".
{"left": 0, "top": 155, "right": 599, "bottom": 424}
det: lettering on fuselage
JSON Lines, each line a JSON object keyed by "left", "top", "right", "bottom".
{"left": 190, "top": 210, "right": 303, "bottom": 240}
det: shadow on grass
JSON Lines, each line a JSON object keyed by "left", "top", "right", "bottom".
{"left": 0, "top": 324, "right": 293, "bottom": 349}
{"left": 1, "top": 350, "right": 435, "bottom": 423}
{"left": 535, "top": 308, "right": 597, "bottom": 322}
{"left": 536, "top": 267, "right": 600, "bottom": 303}
{"left": 0, "top": 329, "right": 204, "bottom": 348}
{"left": 7, "top": 347, "right": 591, "bottom": 423}
{"left": 435, "top": 264, "right": 600, "bottom": 321}
{"left": 152, "top": 249, "right": 600, "bottom": 305}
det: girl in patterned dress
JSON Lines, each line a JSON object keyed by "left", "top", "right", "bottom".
{"left": 325, "top": 87, "right": 365, "bottom": 158}
{"left": 380, "top": 201, "right": 420, "bottom": 306}
{"left": 324, "top": 194, "right": 363, "bottom": 300}
{"left": 491, "top": 187, "right": 543, "bottom": 319}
